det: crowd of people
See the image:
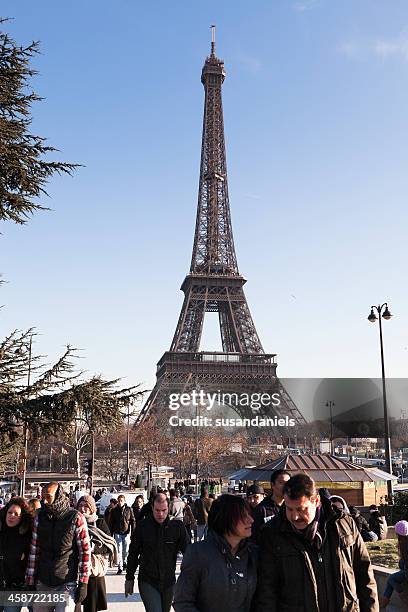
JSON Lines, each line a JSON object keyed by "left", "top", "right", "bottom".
{"left": 0, "top": 472, "right": 406, "bottom": 611}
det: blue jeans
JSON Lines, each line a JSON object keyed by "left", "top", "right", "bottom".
{"left": 138, "top": 581, "right": 174, "bottom": 612}
{"left": 196, "top": 524, "right": 207, "bottom": 541}
{"left": 384, "top": 561, "right": 407, "bottom": 598}
{"left": 114, "top": 532, "right": 130, "bottom": 569}
{"left": 32, "top": 581, "right": 77, "bottom": 612}
{"left": 361, "top": 529, "right": 378, "bottom": 542}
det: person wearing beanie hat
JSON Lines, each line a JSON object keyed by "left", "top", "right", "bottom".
{"left": 246, "top": 484, "right": 266, "bottom": 542}
{"left": 380, "top": 520, "right": 408, "bottom": 608}
{"left": 77, "top": 496, "right": 117, "bottom": 612}
{"left": 246, "top": 484, "right": 265, "bottom": 509}
{"left": 395, "top": 521, "right": 408, "bottom": 537}
{"left": 247, "top": 484, "right": 264, "bottom": 496}
{"left": 77, "top": 495, "right": 97, "bottom": 516}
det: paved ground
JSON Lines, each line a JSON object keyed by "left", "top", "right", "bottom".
{"left": 105, "top": 564, "right": 181, "bottom": 611}
{"left": 104, "top": 564, "right": 403, "bottom": 612}
{"left": 105, "top": 567, "right": 143, "bottom": 611}
{"left": 16, "top": 565, "right": 402, "bottom": 611}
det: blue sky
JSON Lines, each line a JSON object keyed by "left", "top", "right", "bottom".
{"left": 1, "top": 1, "right": 408, "bottom": 394}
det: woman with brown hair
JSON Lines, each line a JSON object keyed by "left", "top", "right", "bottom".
{"left": 174, "top": 494, "right": 258, "bottom": 612}
{"left": 0, "top": 496, "right": 33, "bottom": 611}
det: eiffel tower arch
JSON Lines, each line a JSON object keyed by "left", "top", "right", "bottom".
{"left": 137, "top": 29, "right": 306, "bottom": 438}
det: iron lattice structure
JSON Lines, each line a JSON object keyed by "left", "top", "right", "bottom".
{"left": 138, "top": 33, "right": 306, "bottom": 434}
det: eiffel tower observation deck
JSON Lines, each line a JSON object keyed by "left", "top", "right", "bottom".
{"left": 138, "top": 28, "right": 306, "bottom": 436}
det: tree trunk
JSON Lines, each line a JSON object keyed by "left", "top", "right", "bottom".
{"left": 76, "top": 447, "right": 81, "bottom": 478}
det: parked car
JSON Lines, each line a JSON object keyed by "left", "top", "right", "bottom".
{"left": 181, "top": 494, "right": 201, "bottom": 503}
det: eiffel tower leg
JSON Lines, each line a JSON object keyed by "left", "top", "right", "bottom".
{"left": 219, "top": 303, "right": 240, "bottom": 352}
{"left": 170, "top": 288, "right": 206, "bottom": 352}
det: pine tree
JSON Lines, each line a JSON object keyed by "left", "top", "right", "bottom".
{"left": 0, "top": 18, "right": 79, "bottom": 225}
{"left": 0, "top": 330, "right": 146, "bottom": 475}
{"left": 0, "top": 329, "right": 80, "bottom": 470}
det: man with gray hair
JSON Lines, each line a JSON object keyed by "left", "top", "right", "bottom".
{"left": 125, "top": 492, "right": 189, "bottom": 612}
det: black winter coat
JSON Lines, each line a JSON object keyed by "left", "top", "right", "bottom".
{"left": 109, "top": 504, "right": 135, "bottom": 536}
{"left": 0, "top": 520, "right": 32, "bottom": 588}
{"left": 173, "top": 530, "right": 258, "bottom": 612}
{"left": 251, "top": 496, "right": 281, "bottom": 543}
{"left": 131, "top": 505, "right": 143, "bottom": 523}
{"left": 255, "top": 503, "right": 378, "bottom": 612}
{"left": 351, "top": 512, "right": 370, "bottom": 534}
{"left": 37, "top": 507, "right": 80, "bottom": 587}
{"left": 126, "top": 515, "right": 189, "bottom": 590}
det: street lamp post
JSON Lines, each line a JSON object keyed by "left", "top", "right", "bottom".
{"left": 368, "top": 302, "right": 393, "bottom": 501}
{"left": 326, "top": 401, "right": 335, "bottom": 455}
{"left": 195, "top": 383, "right": 200, "bottom": 495}
{"left": 89, "top": 431, "right": 95, "bottom": 495}
{"left": 126, "top": 401, "right": 130, "bottom": 487}
{"left": 146, "top": 461, "right": 152, "bottom": 497}
{"left": 195, "top": 403, "right": 199, "bottom": 495}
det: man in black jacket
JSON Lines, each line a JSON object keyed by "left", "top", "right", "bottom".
{"left": 131, "top": 494, "right": 145, "bottom": 522}
{"left": 109, "top": 494, "right": 135, "bottom": 575}
{"left": 125, "top": 492, "right": 189, "bottom": 612}
{"left": 255, "top": 474, "right": 379, "bottom": 611}
{"left": 252, "top": 469, "right": 290, "bottom": 543}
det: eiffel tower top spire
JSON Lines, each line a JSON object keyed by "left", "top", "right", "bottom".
{"left": 190, "top": 27, "right": 238, "bottom": 276}
{"left": 211, "top": 24, "right": 216, "bottom": 57}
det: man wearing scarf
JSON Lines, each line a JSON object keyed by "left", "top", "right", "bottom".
{"left": 25, "top": 482, "right": 91, "bottom": 611}
{"left": 255, "top": 474, "right": 379, "bottom": 612}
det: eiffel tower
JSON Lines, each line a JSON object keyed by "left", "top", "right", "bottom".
{"left": 138, "top": 29, "right": 306, "bottom": 435}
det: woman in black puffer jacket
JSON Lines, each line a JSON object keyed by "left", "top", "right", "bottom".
{"left": 174, "top": 494, "right": 258, "bottom": 612}
{"left": 0, "top": 497, "right": 33, "bottom": 601}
